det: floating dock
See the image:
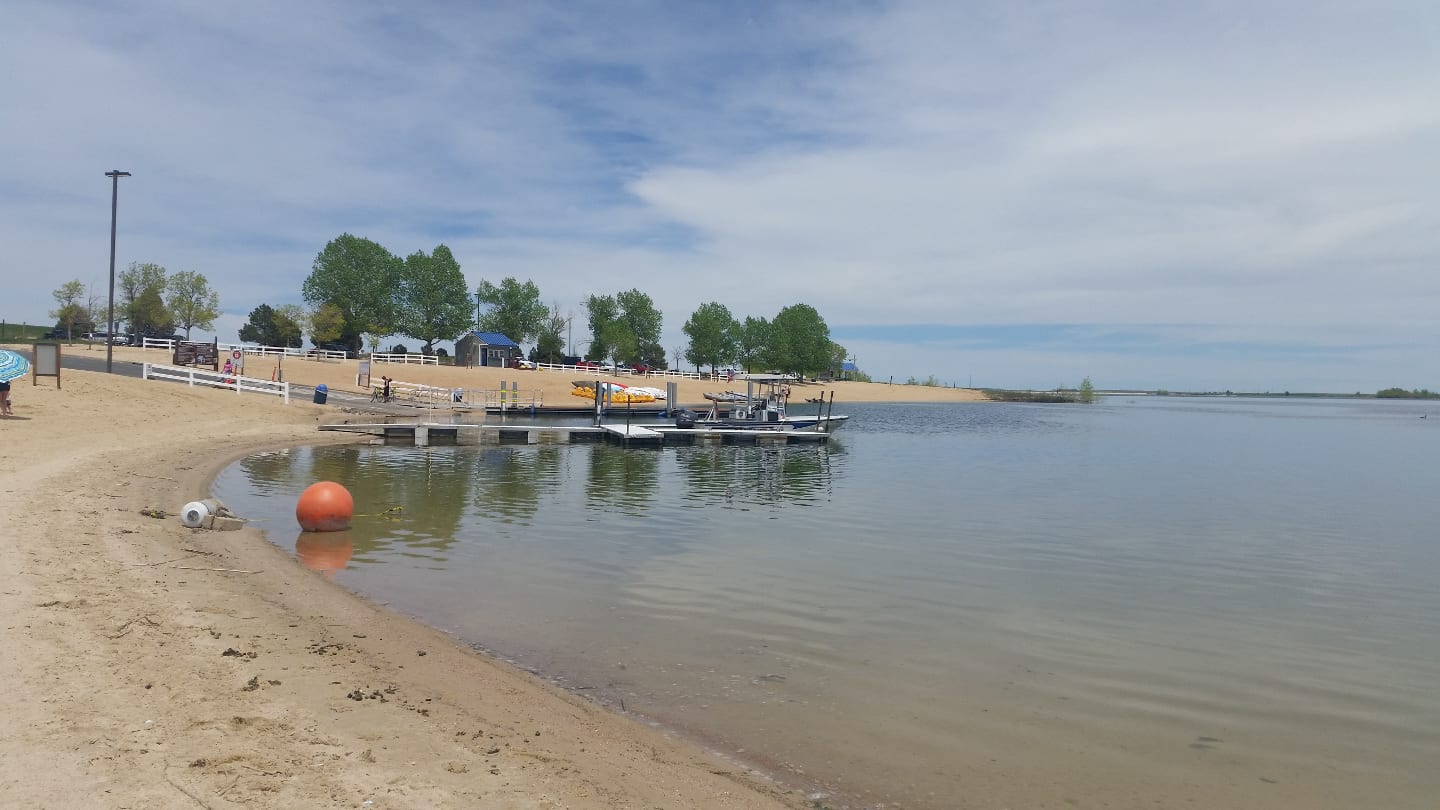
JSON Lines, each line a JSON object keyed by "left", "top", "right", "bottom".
{"left": 318, "top": 421, "right": 833, "bottom": 447}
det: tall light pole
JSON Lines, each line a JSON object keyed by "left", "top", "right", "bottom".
{"left": 104, "top": 170, "right": 131, "bottom": 373}
{"left": 473, "top": 290, "right": 482, "bottom": 368}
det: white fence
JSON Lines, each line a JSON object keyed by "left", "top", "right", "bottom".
{"left": 139, "top": 338, "right": 347, "bottom": 361}
{"left": 531, "top": 361, "right": 704, "bottom": 379}
{"left": 375, "top": 381, "right": 484, "bottom": 410}
{"left": 372, "top": 352, "right": 438, "bottom": 365}
{"left": 143, "top": 363, "right": 290, "bottom": 403}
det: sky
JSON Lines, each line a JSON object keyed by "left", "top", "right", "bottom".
{"left": 2, "top": 0, "right": 1437, "bottom": 392}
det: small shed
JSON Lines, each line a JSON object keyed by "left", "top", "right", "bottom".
{"left": 455, "top": 331, "right": 521, "bottom": 368}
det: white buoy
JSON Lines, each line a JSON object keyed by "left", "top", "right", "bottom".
{"left": 180, "top": 501, "right": 211, "bottom": 528}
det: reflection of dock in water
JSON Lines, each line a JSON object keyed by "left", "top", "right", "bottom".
{"left": 319, "top": 422, "right": 834, "bottom": 447}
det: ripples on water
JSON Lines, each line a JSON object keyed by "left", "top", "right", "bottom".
{"left": 214, "top": 397, "right": 1440, "bottom": 809}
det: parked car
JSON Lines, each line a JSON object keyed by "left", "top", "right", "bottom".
{"left": 508, "top": 357, "right": 537, "bottom": 370}
{"left": 311, "top": 342, "right": 352, "bottom": 358}
{"left": 631, "top": 363, "right": 653, "bottom": 375}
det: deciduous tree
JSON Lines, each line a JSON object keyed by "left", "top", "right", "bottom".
{"left": 615, "top": 289, "right": 663, "bottom": 365}
{"left": 584, "top": 293, "right": 619, "bottom": 360}
{"left": 768, "top": 304, "right": 831, "bottom": 377}
{"left": 476, "top": 277, "right": 548, "bottom": 347}
{"left": 396, "top": 245, "right": 472, "bottom": 354}
{"left": 166, "top": 270, "right": 220, "bottom": 339}
{"left": 533, "top": 303, "right": 567, "bottom": 363}
{"left": 309, "top": 303, "right": 346, "bottom": 346}
{"left": 273, "top": 305, "right": 306, "bottom": 348}
{"left": 118, "top": 262, "right": 171, "bottom": 335}
{"left": 302, "top": 234, "right": 402, "bottom": 353}
{"left": 683, "top": 302, "right": 738, "bottom": 373}
{"left": 586, "top": 289, "right": 663, "bottom": 365}
{"left": 240, "top": 303, "right": 306, "bottom": 348}
{"left": 736, "top": 316, "right": 772, "bottom": 372}
{"left": 50, "top": 280, "right": 88, "bottom": 339}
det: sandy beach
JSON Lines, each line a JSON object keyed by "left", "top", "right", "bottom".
{"left": 0, "top": 346, "right": 983, "bottom": 808}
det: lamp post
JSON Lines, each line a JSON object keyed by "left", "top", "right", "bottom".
{"left": 104, "top": 170, "right": 131, "bottom": 373}
{"left": 473, "top": 291, "right": 482, "bottom": 368}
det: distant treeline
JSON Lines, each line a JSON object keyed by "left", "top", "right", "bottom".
{"left": 983, "top": 378, "right": 1096, "bottom": 404}
{"left": 982, "top": 389, "right": 1084, "bottom": 404}
{"left": 1376, "top": 387, "right": 1439, "bottom": 399}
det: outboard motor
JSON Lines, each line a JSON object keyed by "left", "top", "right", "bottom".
{"left": 675, "top": 408, "right": 698, "bottom": 429}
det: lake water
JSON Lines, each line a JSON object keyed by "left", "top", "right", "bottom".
{"left": 213, "top": 397, "right": 1440, "bottom": 809}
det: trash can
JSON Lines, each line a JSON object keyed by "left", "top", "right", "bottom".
{"left": 313, "top": 383, "right": 328, "bottom": 405}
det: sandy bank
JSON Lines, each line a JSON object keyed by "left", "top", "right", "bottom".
{"left": 0, "top": 368, "right": 799, "bottom": 808}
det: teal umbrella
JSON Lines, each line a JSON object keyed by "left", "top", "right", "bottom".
{"left": 0, "top": 349, "right": 30, "bottom": 383}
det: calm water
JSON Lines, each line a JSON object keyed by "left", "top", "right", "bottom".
{"left": 214, "top": 397, "right": 1440, "bottom": 809}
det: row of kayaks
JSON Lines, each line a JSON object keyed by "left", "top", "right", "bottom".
{"left": 571, "top": 380, "right": 667, "bottom": 403}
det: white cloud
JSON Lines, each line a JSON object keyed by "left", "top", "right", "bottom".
{"left": 2, "top": 0, "right": 1436, "bottom": 390}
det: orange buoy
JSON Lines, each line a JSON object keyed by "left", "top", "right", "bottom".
{"left": 296, "top": 481, "right": 354, "bottom": 532}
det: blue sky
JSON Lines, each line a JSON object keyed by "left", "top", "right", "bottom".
{"left": 2, "top": 1, "right": 1437, "bottom": 391}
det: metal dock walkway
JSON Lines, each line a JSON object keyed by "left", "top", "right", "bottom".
{"left": 318, "top": 421, "right": 833, "bottom": 446}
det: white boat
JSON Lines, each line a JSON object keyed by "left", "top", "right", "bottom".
{"left": 672, "top": 375, "right": 848, "bottom": 433}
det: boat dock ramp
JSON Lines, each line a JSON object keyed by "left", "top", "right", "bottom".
{"left": 318, "top": 421, "right": 833, "bottom": 447}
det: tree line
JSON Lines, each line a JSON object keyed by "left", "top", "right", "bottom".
{"left": 244, "top": 232, "right": 852, "bottom": 378}
{"left": 49, "top": 263, "right": 220, "bottom": 340}
{"left": 46, "top": 230, "right": 852, "bottom": 378}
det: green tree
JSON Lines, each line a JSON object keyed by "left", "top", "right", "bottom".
{"left": 829, "top": 341, "right": 849, "bottom": 377}
{"left": 240, "top": 303, "right": 306, "bottom": 348}
{"left": 736, "top": 316, "right": 772, "bottom": 372}
{"left": 615, "top": 289, "right": 664, "bottom": 365}
{"left": 533, "top": 304, "right": 567, "bottom": 364}
{"left": 130, "top": 285, "right": 174, "bottom": 337}
{"left": 49, "top": 279, "right": 88, "bottom": 340}
{"left": 584, "top": 293, "right": 619, "bottom": 360}
{"left": 273, "top": 304, "right": 306, "bottom": 348}
{"left": 601, "top": 320, "right": 638, "bottom": 368}
{"left": 118, "top": 262, "right": 171, "bottom": 335}
{"left": 166, "top": 270, "right": 220, "bottom": 339}
{"left": 395, "top": 244, "right": 472, "bottom": 354}
{"left": 476, "top": 277, "right": 548, "bottom": 347}
{"left": 768, "top": 304, "right": 831, "bottom": 377}
{"left": 309, "top": 303, "right": 346, "bottom": 346}
{"left": 586, "top": 289, "right": 663, "bottom": 365}
{"left": 683, "top": 301, "right": 738, "bottom": 373}
{"left": 1078, "top": 377, "right": 1097, "bottom": 404}
{"left": 302, "top": 234, "right": 402, "bottom": 353}
{"left": 239, "top": 304, "right": 281, "bottom": 345}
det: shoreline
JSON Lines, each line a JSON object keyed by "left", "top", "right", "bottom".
{"left": 0, "top": 369, "right": 799, "bottom": 808}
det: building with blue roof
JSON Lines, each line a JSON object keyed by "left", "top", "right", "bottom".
{"left": 455, "top": 330, "right": 522, "bottom": 368}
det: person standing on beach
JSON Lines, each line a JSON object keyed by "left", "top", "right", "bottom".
{"left": 0, "top": 379, "right": 12, "bottom": 416}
